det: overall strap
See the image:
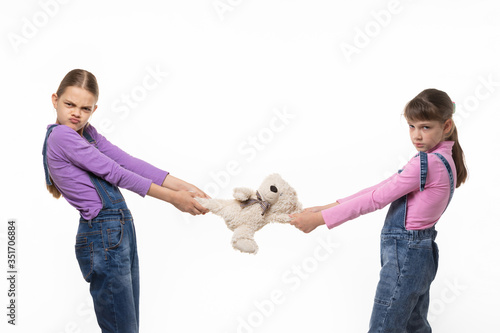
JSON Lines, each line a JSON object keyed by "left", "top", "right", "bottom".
{"left": 419, "top": 152, "right": 428, "bottom": 192}
{"left": 81, "top": 125, "right": 126, "bottom": 211}
{"left": 42, "top": 124, "right": 59, "bottom": 186}
{"left": 82, "top": 126, "right": 97, "bottom": 147}
{"left": 382, "top": 153, "right": 426, "bottom": 232}
{"left": 432, "top": 153, "right": 455, "bottom": 213}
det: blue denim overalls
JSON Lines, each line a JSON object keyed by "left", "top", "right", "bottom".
{"left": 43, "top": 125, "right": 140, "bottom": 333}
{"left": 368, "top": 152, "right": 454, "bottom": 333}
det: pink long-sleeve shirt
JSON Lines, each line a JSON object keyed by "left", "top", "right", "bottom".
{"left": 321, "top": 141, "right": 456, "bottom": 230}
{"left": 45, "top": 124, "right": 169, "bottom": 220}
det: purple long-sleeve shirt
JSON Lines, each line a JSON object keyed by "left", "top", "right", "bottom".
{"left": 45, "top": 124, "right": 169, "bottom": 220}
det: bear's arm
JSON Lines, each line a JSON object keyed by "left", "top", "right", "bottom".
{"left": 269, "top": 213, "right": 292, "bottom": 224}
{"left": 233, "top": 187, "right": 254, "bottom": 201}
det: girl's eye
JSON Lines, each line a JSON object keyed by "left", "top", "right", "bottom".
{"left": 409, "top": 125, "right": 415, "bottom": 129}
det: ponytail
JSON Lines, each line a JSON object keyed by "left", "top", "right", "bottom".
{"left": 447, "top": 123, "right": 467, "bottom": 188}
{"left": 47, "top": 179, "right": 62, "bottom": 199}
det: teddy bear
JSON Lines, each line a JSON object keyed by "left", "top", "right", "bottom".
{"left": 196, "top": 173, "right": 302, "bottom": 254}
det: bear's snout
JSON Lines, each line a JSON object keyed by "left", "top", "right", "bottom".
{"left": 270, "top": 185, "right": 278, "bottom": 193}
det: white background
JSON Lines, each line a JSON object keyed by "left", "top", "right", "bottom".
{"left": 1, "top": 0, "right": 499, "bottom": 332}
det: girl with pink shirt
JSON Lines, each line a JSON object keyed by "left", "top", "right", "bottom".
{"left": 290, "top": 89, "right": 467, "bottom": 332}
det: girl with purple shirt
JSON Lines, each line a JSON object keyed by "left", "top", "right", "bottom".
{"left": 42, "top": 69, "right": 209, "bottom": 333}
{"left": 290, "top": 89, "right": 467, "bottom": 332}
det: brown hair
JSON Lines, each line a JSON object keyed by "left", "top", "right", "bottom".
{"left": 56, "top": 69, "right": 99, "bottom": 100}
{"left": 47, "top": 69, "right": 99, "bottom": 199}
{"left": 404, "top": 88, "right": 467, "bottom": 188}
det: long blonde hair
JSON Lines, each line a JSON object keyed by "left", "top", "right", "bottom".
{"left": 46, "top": 69, "right": 99, "bottom": 199}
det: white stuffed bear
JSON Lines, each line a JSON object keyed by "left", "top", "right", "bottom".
{"left": 197, "top": 174, "right": 302, "bottom": 254}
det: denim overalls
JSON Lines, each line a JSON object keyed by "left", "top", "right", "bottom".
{"left": 368, "top": 152, "right": 454, "bottom": 333}
{"left": 43, "top": 125, "right": 140, "bottom": 333}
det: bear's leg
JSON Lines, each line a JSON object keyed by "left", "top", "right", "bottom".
{"left": 196, "top": 198, "right": 225, "bottom": 214}
{"left": 232, "top": 225, "right": 258, "bottom": 254}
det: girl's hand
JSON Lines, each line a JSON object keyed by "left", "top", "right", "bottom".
{"left": 303, "top": 201, "right": 339, "bottom": 213}
{"left": 147, "top": 183, "right": 209, "bottom": 215}
{"left": 162, "top": 175, "right": 211, "bottom": 199}
{"left": 171, "top": 190, "right": 209, "bottom": 216}
{"left": 289, "top": 211, "right": 325, "bottom": 233}
{"left": 302, "top": 206, "right": 325, "bottom": 213}
{"left": 186, "top": 185, "right": 211, "bottom": 199}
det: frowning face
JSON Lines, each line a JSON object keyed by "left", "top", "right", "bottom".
{"left": 408, "top": 119, "right": 452, "bottom": 152}
{"left": 52, "top": 86, "right": 97, "bottom": 135}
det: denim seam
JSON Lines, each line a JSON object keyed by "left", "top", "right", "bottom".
{"left": 390, "top": 242, "right": 410, "bottom": 307}
{"left": 75, "top": 242, "right": 94, "bottom": 282}
{"left": 75, "top": 237, "right": 87, "bottom": 245}
{"left": 107, "top": 225, "right": 124, "bottom": 250}
{"left": 96, "top": 178, "right": 125, "bottom": 205}
{"left": 76, "top": 230, "right": 101, "bottom": 237}
{"left": 395, "top": 239, "right": 400, "bottom": 276}
{"left": 419, "top": 152, "right": 428, "bottom": 192}
{"left": 100, "top": 225, "right": 109, "bottom": 261}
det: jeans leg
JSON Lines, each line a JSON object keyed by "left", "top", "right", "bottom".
{"left": 79, "top": 219, "right": 139, "bottom": 333}
{"left": 368, "top": 240, "right": 436, "bottom": 333}
{"left": 406, "top": 290, "right": 432, "bottom": 333}
{"left": 405, "top": 241, "right": 438, "bottom": 333}
{"left": 130, "top": 221, "right": 140, "bottom": 329}
{"left": 368, "top": 238, "right": 402, "bottom": 333}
